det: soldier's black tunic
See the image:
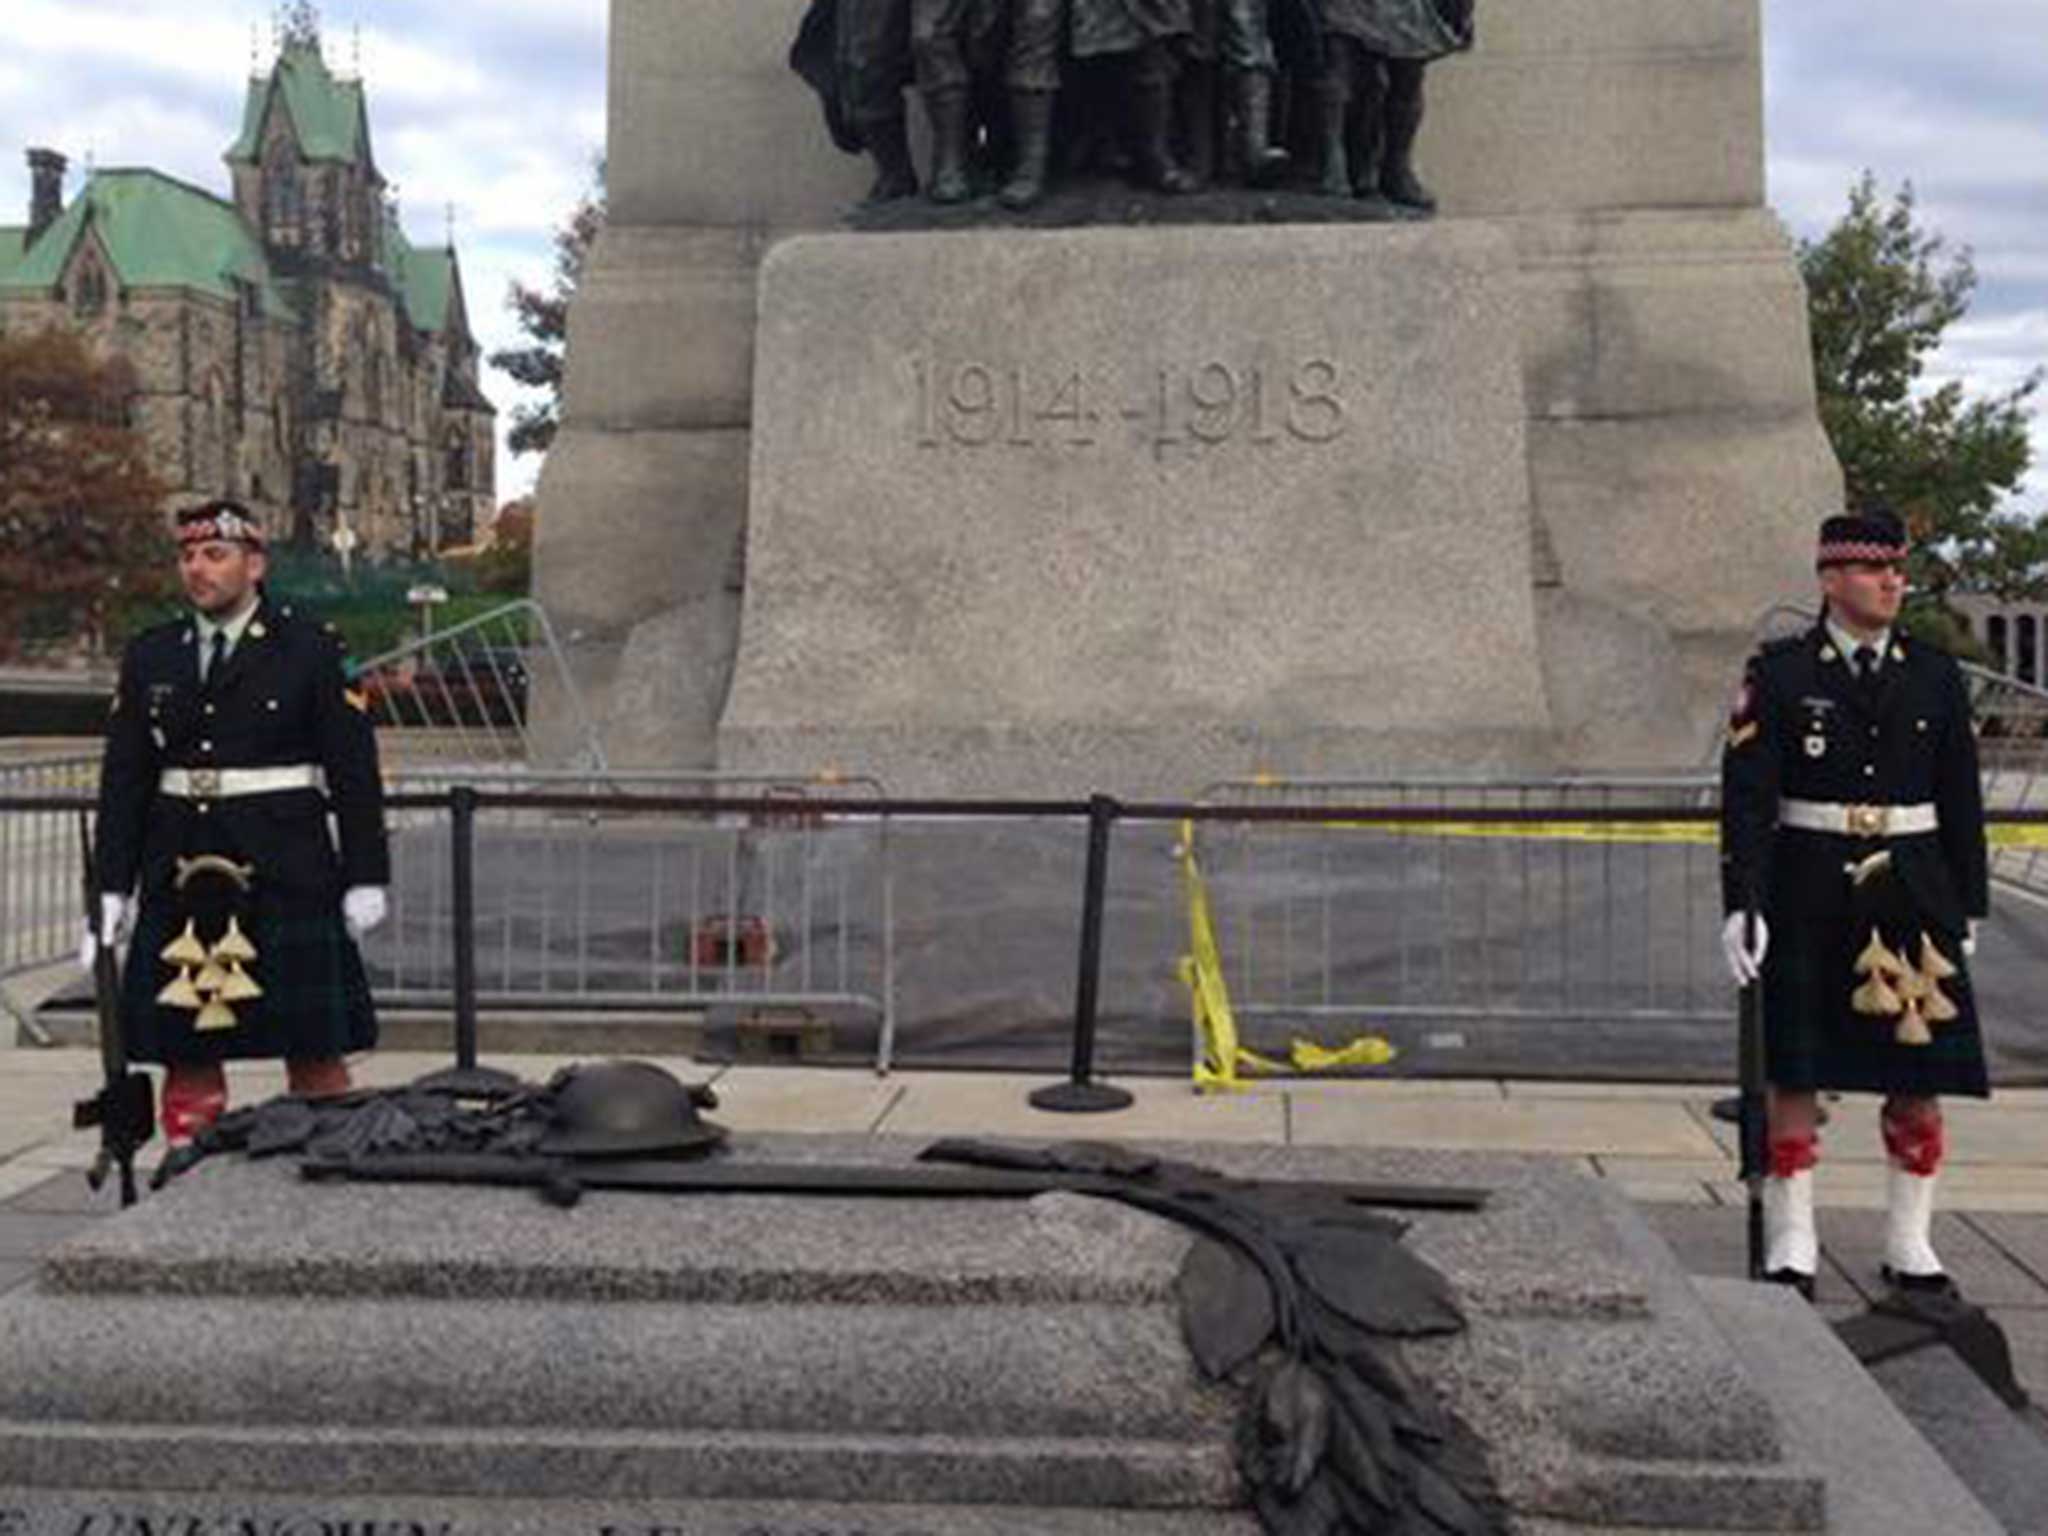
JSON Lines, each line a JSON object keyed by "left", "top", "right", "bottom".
{"left": 1720, "top": 623, "right": 1990, "bottom": 1098}
{"left": 95, "top": 595, "right": 388, "bottom": 1065}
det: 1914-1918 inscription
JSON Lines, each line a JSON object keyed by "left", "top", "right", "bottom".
{"left": 910, "top": 354, "right": 1347, "bottom": 456}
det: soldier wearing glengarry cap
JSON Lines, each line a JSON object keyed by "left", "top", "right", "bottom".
{"left": 82, "top": 499, "right": 390, "bottom": 1163}
{"left": 1719, "top": 504, "right": 1990, "bottom": 1301}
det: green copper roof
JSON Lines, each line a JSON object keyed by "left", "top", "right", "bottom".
{"left": 0, "top": 228, "right": 25, "bottom": 285}
{"left": 403, "top": 245, "right": 457, "bottom": 333}
{"left": 378, "top": 216, "right": 460, "bottom": 334}
{"left": 0, "top": 170, "right": 284, "bottom": 308}
{"left": 226, "top": 42, "right": 372, "bottom": 168}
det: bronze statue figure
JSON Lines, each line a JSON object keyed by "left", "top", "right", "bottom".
{"left": 793, "top": 0, "right": 1473, "bottom": 214}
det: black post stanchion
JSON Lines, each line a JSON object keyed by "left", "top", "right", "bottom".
{"left": 1030, "top": 793, "right": 1135, "bottom": 1114}
{"left": 414, "top": 785, "right": 522, "bottom": 1100}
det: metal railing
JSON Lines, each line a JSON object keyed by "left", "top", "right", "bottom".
{"left": 350, "top": 598, "right": 609, "bottom": 773}
{"left": 9, "top": 767, "right": 2046, "bottom": 1086}
{"left": 1190, "top": 777, "right": 1728, "bottom": 1035}
{"left": 0, "top": 755, "right": 95, "bottom": 980}
{"left": 362, "top": 770, "right": 897, "bottom": 1067}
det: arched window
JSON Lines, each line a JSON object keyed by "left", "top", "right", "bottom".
{"left": 2019, "top": 615, "right": 2039, "bottom": 685}
{"left": 264, "top": 139, "right": 301, "bottom": 244}
{"left": 1987, "top": 616, "right": 2009, "bottom": 673}
{"left": 445, "top": 426, "right": 469, "bottom": 492}
{"left": 71, "top": 258, "right": 108, "bottom": 318}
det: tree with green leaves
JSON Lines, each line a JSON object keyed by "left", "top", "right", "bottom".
{"left": 0, "top": 326, "right": 174, "bottom": 661}
{"left": 1800, "top": 174, "right": 2043, "bottom": 629}
{"left": 489, "top": 165, "right": 606, "bottom": 459}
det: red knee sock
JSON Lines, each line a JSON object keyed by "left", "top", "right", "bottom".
{"left": 1881, "top": 1100, "right": 1945, "bottom": 1177}
{"left": 161, "top": 1063, "right": 228, "bottom": 1144}
{"left": 1769, "top": 1129, "right": 1819, "bottom": 1180}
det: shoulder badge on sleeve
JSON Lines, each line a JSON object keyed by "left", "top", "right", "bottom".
{"left": 343, "top": 686, "right": 370, "bottom": 715}
{"left": 1727, "top": 676, "right": 1759, "bottom": 750}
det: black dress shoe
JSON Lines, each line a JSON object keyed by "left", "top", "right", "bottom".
{"left": 1881, "top": 1265, "right": 1959, "bottom": 1298}
{"left": 1764, "top": 1268, "right": 1817, "bottom": 1302}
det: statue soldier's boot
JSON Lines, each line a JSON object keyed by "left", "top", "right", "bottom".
{"left": 1313, "top": 79, "right": 1351, "bottom": 198}
{"left": 1761, "top": 1167, "right": 1819, "bottom": 1301}
{"left": 858, "top": 114, "right": 920, "bottom": 203}
{"left": 998, "top": 90, "right": 1058, "bottom": 209}
{"left": 1178, "top": 64, "right": 1217, "bottom": 189}
{"left": 1233, "top": 69, "right": 1290, "bottom": 187}
{"left": 1133, "top": 78, "right": 1197, "bottom": 194}
{"left": 924, "top": 89, "right": 974, "bottom": 204}
{"left": 1377, "top": 62, "right": 1436, "bottom": 213}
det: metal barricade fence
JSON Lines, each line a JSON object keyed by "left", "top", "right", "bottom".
{"left": 350, "top": 598, "right": 609, "bottom": 773}
{"left": 0, "top": 755, "right": 98, "bottom": 980}
{"left": 1189, "top": 777, "right": 1727, "bottom": 1035}
{"left": 362, "top": 771, "right": 898, "bottom": 1067}
{"left": 1967, "top": 668, "right": 2048, "bottom": 900}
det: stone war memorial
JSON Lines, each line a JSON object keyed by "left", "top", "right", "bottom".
{"left": 5, "top": 4, "right": 2028, "bottom": 1535}
{"left": 534, "top": 0, "right": 1841, "bottom": 790}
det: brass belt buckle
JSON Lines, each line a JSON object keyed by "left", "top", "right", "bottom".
{"left": 189, "top": 767, "right": 222, "bottom": 798}
{"left": 1847, "top": 803, "right": 1888, "bottom": 837}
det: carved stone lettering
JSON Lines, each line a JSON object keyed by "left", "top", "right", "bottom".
{"left": 911, "top": 356, "right": 1348, "bottom": 457}
{"left": 41, "top": 1515, "right": 456, "bottom": 1536}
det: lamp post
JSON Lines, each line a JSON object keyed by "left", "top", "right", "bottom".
{"left": 407, "top": 582, "right": 449, "bottom": 646}
{"left": 329, "top": 518, "right": 358, "bottom": 584}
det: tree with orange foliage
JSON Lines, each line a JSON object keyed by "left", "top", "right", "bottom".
{"left": 0, "top": 326, "right": 173, "bottom": 660}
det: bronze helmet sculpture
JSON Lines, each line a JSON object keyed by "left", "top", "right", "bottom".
{"left": 538, "top": 1060, "right": 726, "bottom": 1158}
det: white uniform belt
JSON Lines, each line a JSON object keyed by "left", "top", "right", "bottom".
{"left": 1779, "top": 799, "right": 1938, "bottom": 837}
{"left": 159, "top": 765, "right": 324, "bottom": 799}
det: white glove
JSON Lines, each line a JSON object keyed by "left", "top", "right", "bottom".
{"left": 77, "top": 893, "right": 133, "bottom": 971}
{"left": 1964, "top": 919, "right": 1979, "bottom": 959}
{"left": 342, "top": 885, "right": 389, "bottom": 939}
{"left": 1721, "top": 911, "right": 1769, "bottom": 987}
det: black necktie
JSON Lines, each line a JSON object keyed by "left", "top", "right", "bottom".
{"left": 203, "top": 630, "right": 227, "bottom": 687}
{"left": 1853, "top": 644, "right": 1879, "bottom": 693}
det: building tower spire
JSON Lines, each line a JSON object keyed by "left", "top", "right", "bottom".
{"left": 280, "top": 0, "right": 320, "bottom": 54}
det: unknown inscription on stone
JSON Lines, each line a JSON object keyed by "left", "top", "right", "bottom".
{"left": 1, "top": 1518, "right": 947, "bottom": 1536}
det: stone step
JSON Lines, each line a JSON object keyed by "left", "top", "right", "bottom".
{"left": 0, "top": 1294, "right": 1233, "bottom": 1443}
{"left": 37, "top": 1163, "right": 1196, "bottom": 1308}
{"left": 0, "top": 1488, "right": 1267, "bottom": 1536}
{"left": 0, "top": 1424, "right": 1240, "bottom": 1509}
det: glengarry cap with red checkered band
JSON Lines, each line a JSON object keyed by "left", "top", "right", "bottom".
{"left": 174, "top": 498, "right": 266, "bottom": 549}
{"left": 1816, "top": 504, "right": 1907, "bottom": 569}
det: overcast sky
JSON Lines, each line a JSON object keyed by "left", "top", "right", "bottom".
{"left": 1, "top": 0, "right": 2042, "bottom": 509}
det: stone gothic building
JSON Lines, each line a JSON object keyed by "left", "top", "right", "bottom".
{"left": 0, "top": 11, "right": 494, "bottom": 557}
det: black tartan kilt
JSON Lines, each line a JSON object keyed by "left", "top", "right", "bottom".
{"left": 121, "top": 894, "right": 377, "bottom": 1065}
{"left": 1761, "top": 838, "right": 1989, "bottom": 1099}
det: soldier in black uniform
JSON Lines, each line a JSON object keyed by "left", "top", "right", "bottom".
{"left": 1720, "top": 506, "right": 1989, "bottom": 1299}
{"left": 83, "top": 500, "right": 390, "bottom": 1150}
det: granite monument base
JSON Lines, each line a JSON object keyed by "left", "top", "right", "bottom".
{"left": 721, "top": 223, "right": 1556, "bottom": 797}
{"left": 0, "top": 1135, "right": 2008, "bottom": 1532}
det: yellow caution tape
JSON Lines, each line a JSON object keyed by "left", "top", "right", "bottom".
{"left": 1319, "top": 819, "right": 1718, "bottom": 844}
{"left": 1177, "top": 820, "right": 1396, "bottom": 1093}
{"left": 1273, "top": 819, "right": 2048, "bottom": 849}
